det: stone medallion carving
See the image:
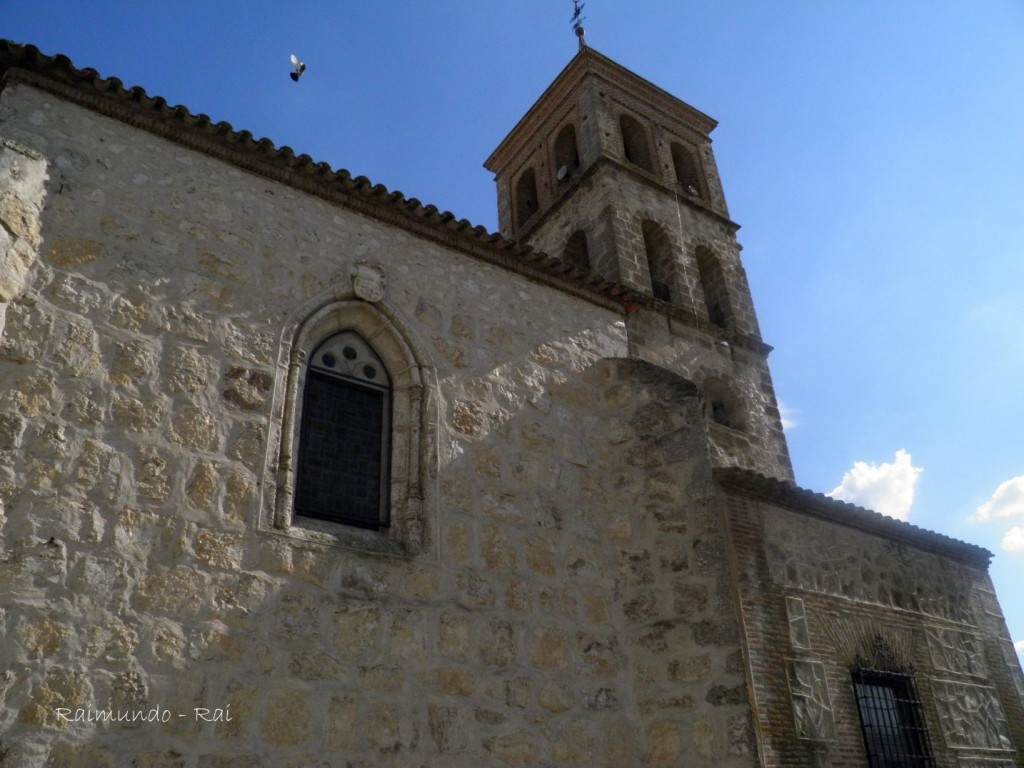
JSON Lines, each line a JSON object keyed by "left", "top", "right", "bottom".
{"left": 351, "top": 262, "right": 386, "bottom": 303}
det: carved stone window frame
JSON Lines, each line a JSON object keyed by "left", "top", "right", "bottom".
{"left": 261, "top": 289, "right": 435, "bottom": 557}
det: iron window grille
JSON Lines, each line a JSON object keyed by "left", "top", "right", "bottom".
{"left": 294, "top": 331, "right": 391, "bottom": 530}
{"left": 851, "top": 668, "right": 935, "bottom": 768}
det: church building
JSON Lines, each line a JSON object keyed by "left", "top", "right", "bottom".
{"left": 1, "top": 38, "right": 1022, "bottom": 767}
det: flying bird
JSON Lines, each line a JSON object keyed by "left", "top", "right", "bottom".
{"left": 290, "top": 54, "right": 306, "bottom": 82}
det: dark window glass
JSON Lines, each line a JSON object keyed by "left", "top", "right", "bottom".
{"left": 295, "top": 333, "right": 390, "bottom": 529}
{"left": 852, "top": 670, "right": 934, "bottom": 768}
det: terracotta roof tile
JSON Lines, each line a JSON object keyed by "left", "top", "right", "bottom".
{"left": 714, "top": 467, "right": 992, "bottom": 567}
{"left": 0, "top": 40, "right": 637, "bottom": 311}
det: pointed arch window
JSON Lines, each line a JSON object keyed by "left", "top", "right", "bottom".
{"left": 294, "top": 331, "right": 391, "bottom": 530}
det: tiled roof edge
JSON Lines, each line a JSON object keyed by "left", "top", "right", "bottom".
{"left": 0, "top": 40, "right": 637, "bottom": 313}
{"left": 713, "top": 467, "right": 993, "bottom": 567}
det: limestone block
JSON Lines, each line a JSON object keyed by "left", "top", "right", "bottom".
{"left": 668, "top": 654, "right": 712, "bottom": 684}
{"left": 0, "top": 300, "right": 53, "bottom": 363}
{"left": 110, "top": 670, "right": 149, "bottom": 717}
{"left": 221, "top": 366, "right": 272, "bottom": 411}
{"left": 169, "top": 405, "right": 220, "bottom": 452}
{"left": 439, "top": 612, "right": 472, "bottom": 659}
{"left": 480, "top": 618, "right": 516, "bottom": 668}
{"left": 110, "top": 295, "right": 148, "bottom": 330}
{"left": 365, "top": 702, "right": 401, "bottom": 753}
{"left": 18, "top": 616, "right": 68, "bottom": 659}
{"left": 136, "top": 446, "right": 172, "bottom": 502}
{"left": 222, "top": 470, "right": 254, "bottom": 522}
{"left": 529, "top": 626, "right": 569, "bottom": 671}
{"left": 224, "top": 322, "right": 273, "bottom": 365}
{"left": 550, "top": 725, "right": 596, "bottom": 764}
{"left": 186, "top": 461, "right": 219, "bottom": 511}
{"left": 576, "top": 631, "right": 620, "bottom": 676}
{"left": 401, "top": 566, "right": 441, "bottom": 601}
{"left": 538, "top": 682, "right": 574, "bottom": 713}
{"left": 112, "top": 338, "right": 159, "bottom": 386}
{"left": 480, "top": 525, "right": 516, "bottom": 572}
{"left": 112, "top": 395, "right": 166, "bottom": 432}
{"left": 324, "top": 694, "right": 359, "bottom": 752}
{"left": 17, "top": 670, "right": 92, "bottom": 729}
{"left": 332, "top": 603, "right": 381, "bottom": 653}
{"left": 75, "top": 438, "right": 123, "bottom": 498}
{"left": 452, "top": 401, "right": 484, "bottom": 436}
{"left": 80, "top": 618, "right": 139, "bottom": 663}
{"left": 63, "top": 389, "right": 107, "bottom": 426}
{"left": 454, "top": 573, "right": 496, "bottom": 610}
{"left": 225, "top": 423, "right": 264, "bottom": 465}
{"left": 482, "top": 730, "right": 537, "bottom": 765}
{"left": 48, "top": 274, "right": 107, "bottom": 314}
{"left": 135, "top": 565, "right": 211, "bottom": 618}
{"left": 444, "top": 523, "right": 472, "bottom": 566}
{"left": 41, "top": 743, "right": 117, "bottom": 768}
{"left": 645, "top": 720, "right": 683, "bottom": 766}
{"left": 505, "top": 579, "right": 530, "bottom": 614}
{"left": 0, "top": 411, "right": 26, "bottom": 450}
{"left": 46, "top": 237, "right": 103, "bottom": 267}
{"left": 164, "top": 345, "right": 216, "bottom": 394}
{"left": 156, "top": 304, "right": 214, "bottom": 343}
{"left": 427, "top": 666, "right": 476, "bottom": 696}
{"left": 524, "top": 534, "right": 556, "bottom": 576}
{"left": 428, "top": 702, "right": 467, "bottom": 754}
{"left": 0, "top": 227, "right": 35, "bottom": 301}
{"left": 388, "top": 609, "right": 428, "bottom": 661}
{"left": 194, "top": 530, "right": 243, "bottom": 570}
{"left": 286, "top": 650, "right": 348, "bottom": 682}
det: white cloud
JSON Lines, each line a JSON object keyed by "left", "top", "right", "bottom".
{"left": 970, "top": 476, "right": 1024, "bottom": 523}
{"left": 1016, "top": 640, "right": 1024, "bottom": 654}
{"left": 1000, "top": 526, "right": 1024, "bottom": 554}
{"left": 828, "top": 449, "right": 923, "bottom": 521}
{"left": 779, "top": 401, "right": 799, "bottom": 431}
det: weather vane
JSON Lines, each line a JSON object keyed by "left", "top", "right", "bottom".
{"left": 571, "top": 1, "right": 587, "bottom": 50}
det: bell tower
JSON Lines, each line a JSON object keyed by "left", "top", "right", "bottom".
{"left": 485, "top": 47, "right": 794, "bottom": 480}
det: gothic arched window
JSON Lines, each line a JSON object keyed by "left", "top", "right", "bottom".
{"left": 294, "top": 331, "right": 392, "bottom": 529}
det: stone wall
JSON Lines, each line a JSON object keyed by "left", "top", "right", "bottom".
{"left": 0, "top": 79, "right": 759, "bottom": 766}
{"left": 0, "top": 137, "right": 46, "bottom": 340}
{"left": 724, "top": 491, "right": 1024, "bottom": 767}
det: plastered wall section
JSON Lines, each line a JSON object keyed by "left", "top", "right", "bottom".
{"left": 1, "top": 82, "right": 757, "bottom": 766}
{"left": 724, "top": 492, "right": 1024, "bottom": 768}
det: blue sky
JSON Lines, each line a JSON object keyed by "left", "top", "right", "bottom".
{"left": 4, "top": 2, "right": 1023, "bottom": 655}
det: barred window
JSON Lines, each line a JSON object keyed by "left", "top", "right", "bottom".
{"left": 294, "top": 331, "right": 391, "bottom": 530}
{"left": 851, "top": 669, "right": 934, "bottom": 768}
